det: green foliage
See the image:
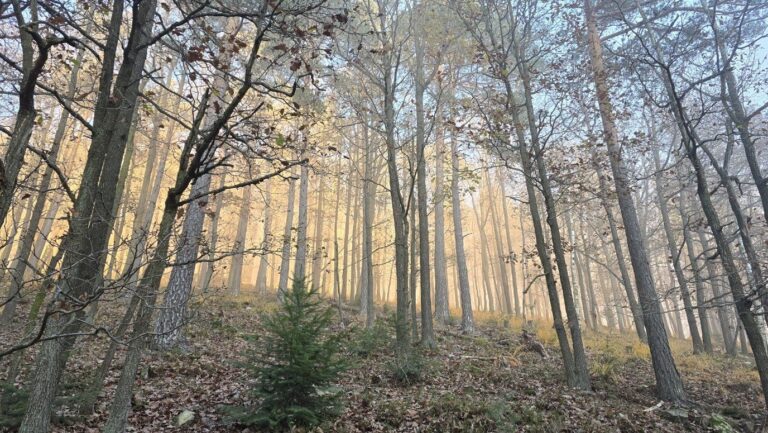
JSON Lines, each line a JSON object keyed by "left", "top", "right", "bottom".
{"left": 0, "top": 381, "right": 28, "bottom": 428}
{"left": 350, "top": 320, "right": 392, "bottom": 358}
{"left": 224, "top": 279, "right": 346, "bottom": 430}
{"left": 387, "top": 349, "right": 427, "bottom": 385}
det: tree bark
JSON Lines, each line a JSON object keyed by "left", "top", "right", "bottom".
{"left": 228, "top": 185, "right": 251, "bottom": 295}
{"left": 294, "top": 163, "right": 310, "bottom": 281}
{"left": 591, "top": 152, "right": 647, "bottom": 341}
{"left": 19, "top": 0, "right": 156, "bottom": 429}
{"left": 652, "top": 148, "right": 704, "bottom": 353}
{"left": 255, "top": 180, "right": 272, "bottom": 296}
{"left": 584, "top": 0, "right": 686, "bottom": 402}
{"left": 278, "top": 178, "right": 297, "bottom": 292}
{"left": 450, "top": 131, "right": 474, "bottom": 332}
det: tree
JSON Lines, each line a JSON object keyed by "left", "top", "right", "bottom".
{"left": 583, "top": 0, "right": 686, "bottom": 403}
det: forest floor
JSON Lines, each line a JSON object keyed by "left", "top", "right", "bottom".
{"left": 1, "top": 294, "right": 765, "bottom": 432}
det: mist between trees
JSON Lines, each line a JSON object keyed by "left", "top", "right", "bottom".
{"left": 0, "top": 0, "right": 767, "bottom": 431}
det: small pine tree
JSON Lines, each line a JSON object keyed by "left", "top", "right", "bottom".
{"left": 229, "top": 279, "right": 346, "bottom": 429}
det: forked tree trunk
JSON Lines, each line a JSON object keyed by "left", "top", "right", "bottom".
{"left": 19, "top": 0, "right": 157, "bottom": 429}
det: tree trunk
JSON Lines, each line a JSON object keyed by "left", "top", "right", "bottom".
{"left": 433, "top": 125, "right": 450, "bottom": 324}
{"left": 485, "top": 171, "right": 513, "bottom": 314}
{"left": 0, "top": 39, "right": 87, "bottom": 323}
{"left": 255, "top": 180, "right": 272, "bottom": 296}
{"left": 360, "top": 124, "right": 375, "bottom": 327}
{"left": 652, "top": 149, "right": 704, "bottom": 353}
{"left": 294, "top": 163, "right": 310, "bottom": 281}
{"left": 450, "top": 131, "right": 474, "bottom": 332}
{"left": 592, "top": 152, "right": 647, "bottom": 341}
{"left": 228, "top": 185, "right": 251, "bottom": 295}
{"left": 278, "top": 178, "right": 297, "bottom": 292}
{"left": 499, "top": 173, "right": 521, "bottom": 316}
{"left": 678, "top": 187, "right": 713, "bottom": 353}
{"left": 19, "top": 0, "right": 156, "bottom": 429}
{"left": 311, "top": 178, "right": 325, "bottom": 288}
{"left": 584, "top": 0, "right": 685, "bottom": 402}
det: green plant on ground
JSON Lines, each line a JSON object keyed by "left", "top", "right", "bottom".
{"left": 222, "top": 278, "right": 347, "bottom": 430}
{"left": 0, "top": 381, "right": 27, "bottom": 428}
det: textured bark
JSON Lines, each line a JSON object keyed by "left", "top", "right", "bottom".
{"left": 592, "top": 153, "right": 647, "bottom": 341}
{"left": 450, "top": 132, "right": 474, "bottom": 332}
{"left": 104, "top": 101, "right": 143, "bottom": 281}
{"left": 652, "top": 149, "right": 704, "bottom": 353}
{"left": 154, "top": 17, "right": 237, "bottom": 349}
{"left": 255, "top": 180, "right": 272, "bottom": 295}
{"left": 19, "top": 0, "right": 156, "bottom": 429}
{"left": 154, "top": 172, "right": 212, "bottom": 349}
{"left": 584, "top": 0, "right": 685, "bottom": 402}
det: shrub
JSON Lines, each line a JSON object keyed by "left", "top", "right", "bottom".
{"left": 225, "top": 279, "right": 347, "bottom": 430}
{"left": 0, "top": 381, "right": 27, "bottom": 428}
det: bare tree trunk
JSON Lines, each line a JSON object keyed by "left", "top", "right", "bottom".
{"left": 652, "top": 149, "right": 704, "bottom": 353}
{"left": 678, "top": 187, "right": 713, "bottom": 353}
{"left": 278, "top": 178, "right": 297, "bottom": 292}
{"left": 294, "top": 163, "right": 310, "bottom": 281}
{"left": 499, "top": 173, "right": 521, "bottom": 316}
{"left": 578, "top": 219, "right": 600, "bottom": 332}
{"left": 197, "top": 174, "right": 226, "bottom": 292}
{"left": 255, "top": 180, "right": 272, "bottom": 296}
{"left": 311, "top": 178, "right": 325, "bottom": 289}
{"left": 592, "top": 152, "right": 647, "bottom": 342}
{"left": 19, "top": 0, "right": 157, "bottom": 428}
{"left": 0, "top": 38, "right": 86, "bottom": 323}
{"left": 450, "top": 132, "right": 474, "bottom": 332}
{"left": 584, "top": 0, "right": 685, "bottom": 402}
{"left": 0, "top": 0, "right": 61, "bottom": 227}
{"left": 340, "top": 149, "right": 355, "bottom": 301}
{"left": 360, "top": 124, "right": 375, "bottom": 327}
{"left": 410, "top": 183, "right": 419, "bottom": 338}
{"left": 433, "top": 126, "right": 450, "bottom": 324}
{"left": 566, "top": 211, "right": 592, "bottom": 331}
{"left": 154, "top": 17, "right": 237, "bottom": 348}
{"left": 154, "top": 171, "right": 212, "bottom": 349}
{"left": 485, "top": 170, "right": 513, "bottom": 314}
{"left": 120, "top": 75, "right": 185, "bottom": 290}
{"left": 228, "top": 185, "right": 251, "bottom": 295}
